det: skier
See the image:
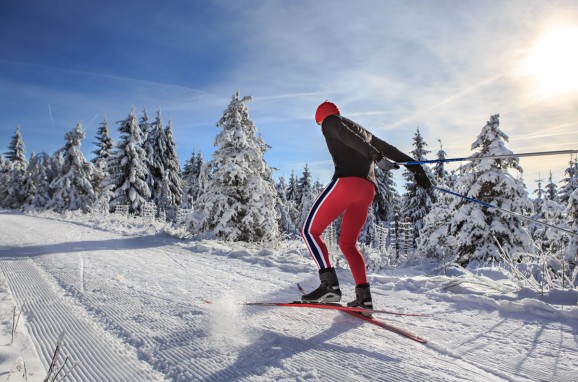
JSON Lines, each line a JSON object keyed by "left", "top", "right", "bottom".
{"left": 301, "top": 101, "right": 432, "bottom": 313}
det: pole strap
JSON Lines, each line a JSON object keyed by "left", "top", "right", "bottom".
{"left": 433, "top": 186, "right": 577, "bottom": 236}
{"left": 397, "top": 149, "right": 578, "bottom": 166}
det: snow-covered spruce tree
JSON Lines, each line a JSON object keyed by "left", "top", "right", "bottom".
{"left": 416, "top": 180, "right": 458, "bottom": 261}
{"left": 564, "top": 189, "right": 578, "bottom": 268}
{"left": 297, "top": 164, "right": 313, "bottom": 206}
{"left": 91, "top": 118, "right": 114, "bottom": 202}
{"left": 285, "top": 170, "right": 301, "bottom": 229}
{"left": 558, "top": 156, "right": 578, "bottom": 204}
{"left": 144, "top": 110, "right": 182, "bottom": 220}
{"left": 528, "top": 174, "right": 547, "bottom": 237}
{"left": 545, "top": 171, "right": 558, "bottom": 202}
{"left": 0, "top": 156, "right": 7, "bottom": 207}
{"left": 417, "top": 151, "right": 458, "bottom": 261}
{"left": 376, "top": 166, "right": 400, "bottom": 223}
{"left": 193, "top": 91, "right": 279, "bottom": 241}
{"left": 91, "top": 117, "right": 115, "bottom": 170}
{"left": 2, "top": 126, "right": 28, "bottom": 209}
{"left": 106, "top": 110, "right": 150, "bottom": 213}
{"left": 275, "top": 175, "right": 297, "bottom": 236}
{"left": 401, "top": 127, "right": 435, "bottom": 242}
{"left": 158, "top": 120, "right": 183, "bottom": 220}
{"left": 182, "top": 150, "right": 204, "bottom": 208}
{"left": 286, "top": 170, "right": 299, "bottom": 203}
{"left": 143, "top": 109, "right": 158, "bottom": 203}
{"left": 432, "top": 140, "right": 449, "bottom": 185}
{"left": 297, "top": 164, "right": 317, "bottom": 229}
{"left": 48, "top": 123, "right": 98, "bottom": 213}
{"left": 535, "top": 197, "right": 567, "bottom": 255}
{"left": 448, "top": 114, "right": 534, "bottom": 266}
{"left": 24, "top": 152, "right": 52, "bottom": 210}
{"left": 139, "top": 109, "right": 151, "bottom": 144}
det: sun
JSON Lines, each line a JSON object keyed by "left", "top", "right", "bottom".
{"left": 525, "top": 26, "right": 578, "bottom": 97}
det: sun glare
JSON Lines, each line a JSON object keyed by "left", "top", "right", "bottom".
{"left": 526, "top": 26, "right": 578, "bottom": 97}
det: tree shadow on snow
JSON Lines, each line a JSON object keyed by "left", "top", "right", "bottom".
{"left": 0, "top": 235, "right": 166, "bottom": 259}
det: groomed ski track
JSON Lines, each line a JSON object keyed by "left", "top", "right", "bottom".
{"left": 1, "top": 211, "right": 576, "bottom": 381}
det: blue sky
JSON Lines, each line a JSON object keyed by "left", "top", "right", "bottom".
{"left": 1, "top": 0, "right": 578, "bottom": 192}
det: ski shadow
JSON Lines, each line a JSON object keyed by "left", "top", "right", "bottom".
{"left": 201, "top": 311, "right": 401, "bottom": 381}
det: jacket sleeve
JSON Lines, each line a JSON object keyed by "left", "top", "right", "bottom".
{"left": 371, "top": 135, "right": 432, "bottom": 187}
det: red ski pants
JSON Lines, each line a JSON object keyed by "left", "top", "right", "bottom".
{"left": 301, "top": 177, "right": 375, "bottom": 285}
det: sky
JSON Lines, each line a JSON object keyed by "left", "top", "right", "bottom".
{"left": 1, "top": 0, "right": 578, "bottom": 193}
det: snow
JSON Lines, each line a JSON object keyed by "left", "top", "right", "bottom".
{"left": 1, "top": 210, "right": 577, "bottom": 381}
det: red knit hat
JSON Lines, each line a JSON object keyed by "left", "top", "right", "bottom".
{"left": 315, "top": 101, "right": 340, "bottom": 125}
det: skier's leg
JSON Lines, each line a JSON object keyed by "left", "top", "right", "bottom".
{"left": 338, "top": 178, "right": 375, "bottom": 285}
{"left": 301, "top": 178, "right": 346, "bottom": 269}
{"left": 301, "top": 178, "right": 350, "bottom": 302}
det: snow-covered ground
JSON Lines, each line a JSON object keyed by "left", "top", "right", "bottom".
{"left": 1, "top": 210, "right": 577, "bottom": 382}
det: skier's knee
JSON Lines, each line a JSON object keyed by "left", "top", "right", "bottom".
{"left": 339, "top": 240, "right": 357, "bottom": 254}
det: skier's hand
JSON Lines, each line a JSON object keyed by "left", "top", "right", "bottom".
{"left": 376, "top": 157, "right": 400, "bottom": 172}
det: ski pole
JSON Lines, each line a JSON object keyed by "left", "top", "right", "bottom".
{"left": 396, "top": 149, "right": 578, "bottom": 166}
{"left": 433, "top": 186, "right": 577, "bottom": 236}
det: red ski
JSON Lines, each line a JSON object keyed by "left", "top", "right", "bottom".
{"left": 243, "top": 301, "right": 427, "bottom": 317}
{"left": 343, "top": 311, "right": 428, "bottom": 343}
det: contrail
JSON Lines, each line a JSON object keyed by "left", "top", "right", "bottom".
{"left": 389, "top": 75, "right": 502, "bottom": 129}
{"left": 86, "top": 114, "right": 99, "bottom": 131}
{"left": 48, "top": 103, "right": 55, "bottom": 129}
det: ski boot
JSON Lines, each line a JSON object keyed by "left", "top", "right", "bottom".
{"left": 301, "top": 267, "right": 342, "bottom": 303}
{"left": 347, "top": 283, "right": 373, "bottom": 317}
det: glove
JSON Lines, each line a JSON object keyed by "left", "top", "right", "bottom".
{"left": 376, "top": 157, "right": 400, "bottom": 171}
{"left": 414, "top": 171, "right": 432, "bottom": 189}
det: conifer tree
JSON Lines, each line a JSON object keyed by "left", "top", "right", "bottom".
{"left": 564, "top": 189, "right": 578, "bottom": 265}
{"left": 24, "top": 152, "right": 52, "bottom": 210}
{"left": 141, "top": 110, "right": 182, "bottom": 219}
{"left": 193, "top": 91, "right": 279, "bottom": 241}
{"left": 91, "top": 118, "right": 114, "bottom": 201}
{"left": 447, "top": 114, "right": 534, "bottom": 265}
{"left": 402, "top": 127, "right": 434, "bottom": 241}
{"left": 529, "top": 174, "right": 547, "bottom": 238}
{"left": 157, "top": 120, "right": 183, "bottom": 220}
{"left": 375, "top": 166, "right": 399, "bottom": 223}
{"left": 275, "top": 175, "right": 297, "bottom": 235}
{"left": 143, "top": 109, "right": 160, "bottom": 203}
{"left": 286, "top": 170, "right": 299, "bottom": 203}
{"left": 48, "top": 123, "right": 97, "bottom": 212}
{"left": 106, "top": 110, "right": 150, "bottom": 213}
{"left": 182, "top": 150, "right": 204, "bottom": 208}
{"left": 0, "top": 156, "right": 7, "bottom": 207}
{"left": 558, "top": 157, "right": 578, "bottom": 204}
{"left": 5, "top": 126, "right": 26, "bottom": 163}
{"left": 545, "top": 171, "right": 558, "bottom": 201}
{"left": 297, "top": 164, "right": 313, "bottom": 206}
{"left": 297, "top": 164, "right": 316, "bottom": 229}
{"left": 91, "top": 117, "right": 115, "bottom": 170}
{"left": 139, "top": 109, "right": 151, "bottom": 144}
{"left": 433, "top": 140, "right": 449, "bottom": 184}
{"left": 2, "top": 126, "right": 28, "bottom": 208}
{"left": 535, "top": 197, "right": 567, "bottom": 255}
{"left": 416, "top": 178, "right": 458, "bottom": 260}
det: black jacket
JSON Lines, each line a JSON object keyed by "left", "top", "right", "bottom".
{"left": 321, "top": 114, "right": 431, "bottom": 188}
